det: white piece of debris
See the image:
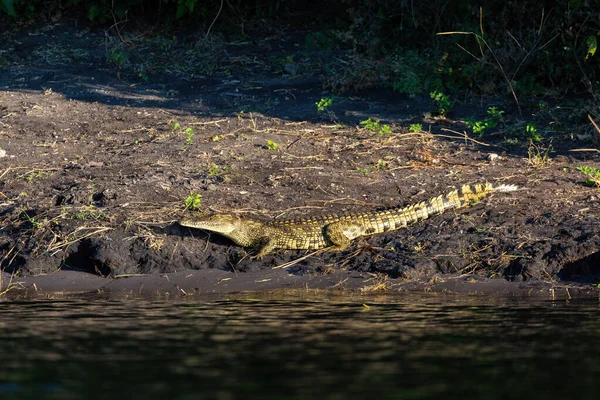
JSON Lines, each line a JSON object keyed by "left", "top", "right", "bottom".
{"left": 487, "top": 153, "right": 500, "bottom": 162}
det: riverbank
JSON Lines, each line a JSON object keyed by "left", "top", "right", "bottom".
{"left": 2, "top": 22, "right": 600, "bottom": 296}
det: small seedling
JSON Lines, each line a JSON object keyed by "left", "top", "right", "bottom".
{"left": 576, "top": 166, "right": 600, "bottom": 187}
{"left": 267, "top": 140, "right": 279, "bottom": 151}
{"left": 107, "top": 47, "right": 127, "bottom": 68}
{"left": 184, "top": 127, "right": 194, "bottom": 145}
{"left": 525, "top": 123, "right": 541, "bottom": 142}
{"left": 208, "top": 164, "right": 219, "bottom": 176}
{"left": 502, "top": 137, "right": 519, "bottom": 147}
{"left": 430, "top": 90, "right": 452, "bottom": 116}
{"left": 316, "top": 97, "right": 334, "bottom": 112}
{"left": 409, "top": 124, "right": 423, "bottom": 133}
{"left": 170, "top": 121, "right": 180, "bottom": 132}
{"left": 23, "top": 212, "right": 47, "bottom": 230}
{"left": 360, "top": 118, "right": 380, "bottom": 132}
{"left": 392, "top": 75, "right": 422, "bottom": 95}
{"left": 357, "top": 167, "right": 372, "bottom": 174}
{"left": 466, "top": 119, "right": 492, "bottom": 134}
{"left": 359, "top": 118, "right": 392, "bottom": 136}
{"left": 207, "top": 164, "right": 234, "bottom": 177}
{"left": 413, "top": 242, "right": 425, "bottom": 253}
{"left": 269, "top": 54, "right": 294, "bottom": 66}
{"left": 185, "top": 193, "right": 202, "bottom": 210}
{"left": 23, "top": 170, "right": 52, "bottom": 182}
{"left": 374, "top": 159, "right": 388, "bottom": 170}
{"left": 487, "top": 106, "right": 504, "bottom": 120}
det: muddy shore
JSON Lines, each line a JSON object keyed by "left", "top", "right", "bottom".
{"left": 2, "top": 22, "right": 600, "bottom": 298}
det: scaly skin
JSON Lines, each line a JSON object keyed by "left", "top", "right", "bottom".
{"left": 179, "top": 182, "right": 517, "bottom": 257}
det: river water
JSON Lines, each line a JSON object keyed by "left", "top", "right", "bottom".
{"left": 1, "top": 294, "right": 599, "bottom": 399}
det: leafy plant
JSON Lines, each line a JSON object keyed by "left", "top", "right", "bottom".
{"left": 22, "top": 211, "right": 47, "bottom": 230}
{"left": 359, "top": 118, "right": 392, "bottom": 136}
{"left": 501, "top": 137, "right": 519, "bottom": 147}
{"left": 389, "top": 49, "right": 440, "bottom": 95}
{"left": 487, "top": 107, "right": 505, "bottom": 120}
{"left": 576, "top": 166, "right": 600, "bottom": 187}
{"left": 409, "top": 124, "right": 423, "bottom": 133}
{"left": 392, "top": 74, "right": 422, "bottom": 96}
{"left": 176, "top": 0, "right": 199, "bottom": 19}
{"left": 72, "top": 205, "right": 107, "bottom": 221}
{"left": 0, "top": 0, "right": 46, "bottom": 18}
{"left": 185, "top": 192, "right": 202, "bottom": 210}
{"left": 22, "top": 170, "right": 52, "bottom": 182}
{"left": 305, "top": 31, "right": 332, "bottom": 54}
{"left": 266, "top": 140, "right": 278, "bottom": 151}
{"left": 525, "top": 123, "right": 541, "bottom": 142}
{"left": 430, "top": 90, "right": 452, "bottom": 116}
{"left": 360, "top": 118, "right": 379, "bottom": 132}
{"left": 585, "top": 35, "right": 597, "bottom": 61}
{"left": 269, "top": 54, "right": 294, "bottom": 67}
{"left": 466, "top": 120, "right": 491, "bottom": 134}
{"left": 106, "top": 46, "right": 127, "bottom": 68}
{"left": 315, "top": 97, "right": 334, "bottom": 112}
{"left": 1, "top": 0, "right": 16, "bottom": 16}
{"left": 207, "top": 164, "right": 234, "bottom": 177}
{"left": 380, "top": 124, "right": 392, "bottom": 135}
{"left": 87, "top": 0, "right": 134, "bottom": 22}
{"left": 465, "top": 107, "right": 505, "bottom": 134}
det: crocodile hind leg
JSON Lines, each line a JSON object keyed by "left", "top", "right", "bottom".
{"left": 323, "top": 221, "right": 367, "bottom": 251}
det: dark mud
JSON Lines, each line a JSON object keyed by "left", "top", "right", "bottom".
{"left": 1, "top": 22, "right": 600, "bottom": 296}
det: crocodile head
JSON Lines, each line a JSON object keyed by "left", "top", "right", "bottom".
{"left": 179, "top": 213, "right": 242, "bottom": 234}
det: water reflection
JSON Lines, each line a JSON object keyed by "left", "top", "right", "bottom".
{"left": 1, "top": 297, "right": 599, "bottom": 399}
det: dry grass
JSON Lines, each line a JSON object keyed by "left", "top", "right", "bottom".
{"left": 272, "top": 249, "right": 326, "bottom": 269}
{"left": 47, "top": 226, "right": 113, "bottom": 255}
{"left": 360, "top": 273, "right": 390, "bottom": 293}
{"left": 0, "top": 268, "right": 23, "bottom": 297}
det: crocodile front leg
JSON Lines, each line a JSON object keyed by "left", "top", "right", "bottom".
{"left": 251, "top": 236, "right": 279, "bottom": 259}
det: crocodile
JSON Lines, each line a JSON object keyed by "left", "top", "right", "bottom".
{"left": 180, "top": 182, "right": 517, "bottom": 258}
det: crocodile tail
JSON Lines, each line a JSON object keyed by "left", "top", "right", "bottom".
{"left": 425, "top": 182, "right": 518, "bottom": 215}
{"left": 378, "top": 182, "right": 517, "bottom": 231}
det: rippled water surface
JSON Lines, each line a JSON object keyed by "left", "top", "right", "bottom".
{"left": 1, "top": 294, "right": 599, "bottom": 399}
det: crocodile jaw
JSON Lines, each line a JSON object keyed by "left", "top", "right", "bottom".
{"left": 179, "top": 214, "right": 240, "bottom": 234}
